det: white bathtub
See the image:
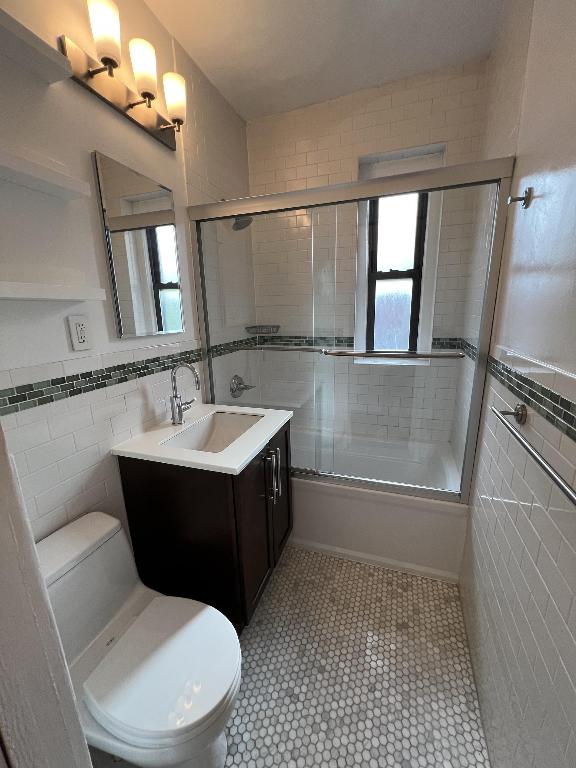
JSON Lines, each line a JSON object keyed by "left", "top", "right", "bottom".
{"left": 290, "top": 477, "right": 467, "bottom": 582}
{"left": 290, "top": 428, "right": 461, "bottom": 492}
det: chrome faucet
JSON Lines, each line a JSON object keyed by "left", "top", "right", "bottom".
{"left": 170, "top": 363, "right": 201, "bottom": 425}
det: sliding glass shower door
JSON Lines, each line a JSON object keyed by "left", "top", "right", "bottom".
{"left": 194, "top": 161, "right": 510, "bottom": 501}
{"left": 307, "top": 182, "right": 500, "bottom": 496}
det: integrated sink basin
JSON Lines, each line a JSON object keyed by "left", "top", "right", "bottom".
{"left": 161, "top": 412, "right": 263, "bottom": 453}
{"left": 111, "top": 402, "right": 292, "bottom": 475}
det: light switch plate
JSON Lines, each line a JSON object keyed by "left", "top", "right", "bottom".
{"left": 67, "top": 314, "right": 92, "bottom": 351}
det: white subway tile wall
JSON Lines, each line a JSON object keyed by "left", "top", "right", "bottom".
{"left": 229, "top": 188, "right": 494, "bottom": 466}
{"left": 201, "top": 220, "right": 257, "bottom": 346}
{"left": 462, "top": 378, "right": 576, "bottom": 768}
{"left": 239, "top": 74, "right": 496, "bottom": 469}
{"left": 247, "top": 61, "right": 487, "bottom": 196}
{"left": 2, "top": 344, "right": 203, "bottom": 541}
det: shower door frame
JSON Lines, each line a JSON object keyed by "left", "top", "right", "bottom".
{"left": 188, "top": 157, "right": 514, "bottom": 505}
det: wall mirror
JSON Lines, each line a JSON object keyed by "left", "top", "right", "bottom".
{"left": 94, "top": 152, "right": 184, "bottom": 337}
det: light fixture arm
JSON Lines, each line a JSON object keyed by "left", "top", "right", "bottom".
{"left": 87, "top": 58, "right": 117, "bottom": 78}
{"left": 126, "top": 94, "right": 155, "bottom": 110}
{"left": 160, "top": 119, "right": 183, "bottom": 133}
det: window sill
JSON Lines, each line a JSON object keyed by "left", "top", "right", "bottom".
{"left": 353, "top": 357, "right": 431, "bottom": 367}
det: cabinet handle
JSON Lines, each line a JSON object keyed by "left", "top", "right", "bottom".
{"left": 275, "top": 447, "right": 282, "bottom": 500}
{"left": 267, "top": 451, "right": 277, "bottom": 504}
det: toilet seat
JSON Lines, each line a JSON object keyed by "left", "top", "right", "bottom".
{"left": 83, "top": 595, "right": 241, "bottom": 750}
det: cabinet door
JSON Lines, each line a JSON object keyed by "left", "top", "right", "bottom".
{"left": 119, "top": 457, "right": 243, "bottom": 626}
{"left": 266, "top": 425, "right": 293, "bottom": 562}
{"left": 233, "top": 451, "right": 274, "bottom": 622}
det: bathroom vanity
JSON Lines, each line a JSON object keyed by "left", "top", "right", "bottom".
{"left": 113, "top": 404, "right": 292, "bottom": 630}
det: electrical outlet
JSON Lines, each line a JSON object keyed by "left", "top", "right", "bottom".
{"left": 67, "top": 314, "right": 92, "bottom": 351}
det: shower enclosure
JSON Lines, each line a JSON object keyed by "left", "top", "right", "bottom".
{"left": 189, "top": 158, "right": 513, "bottom": 503}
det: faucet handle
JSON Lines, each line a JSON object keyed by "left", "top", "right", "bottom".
{"left": 181, "top": 398, "right": 196, "bottom": 412}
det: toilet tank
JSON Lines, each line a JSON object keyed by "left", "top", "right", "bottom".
{"left": 37, "top": 512, "right": 140, "bottom": 664}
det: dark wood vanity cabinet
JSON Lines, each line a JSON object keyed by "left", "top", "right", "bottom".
{"left": 118, "top": 423, "right": 292, "bottom": 630}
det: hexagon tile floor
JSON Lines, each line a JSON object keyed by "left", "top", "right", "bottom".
{"left": 225, "top": 546, "right": 490, "bottom": 768}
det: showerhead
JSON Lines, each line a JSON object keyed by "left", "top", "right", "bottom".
{"left": 232, "top": 215, "right": 253, "bottom": 231}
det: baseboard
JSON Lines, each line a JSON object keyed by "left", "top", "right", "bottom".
{"left": 289, "top": 536, "right": 460, "bottom": 583}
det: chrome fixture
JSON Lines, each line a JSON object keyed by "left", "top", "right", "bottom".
{"left": 230, "top": 374, "right": 255, "bottom": 399}
{"left": 507, "top": 187, "right": 533, "bottom": 209}
{"left": 320, "top": 349, "right": 465, "bottom": 360}
{"left": 266, "top": 447, "right": 282, "bottom": 505}
{"left": 170, "top": 363, "right": 200, "bottom": 425}
{"left": 499, "top": 402, "right": 527, "bottom": 424}
{"left": 58, "top": 1, "right": 186, "bottom": 151}
{"left": 492, "top": 406, "right": 576, "bottom": 506}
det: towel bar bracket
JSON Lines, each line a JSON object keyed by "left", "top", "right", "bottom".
{"left": 499, "top": 403, "right": 527, "bottom": 424}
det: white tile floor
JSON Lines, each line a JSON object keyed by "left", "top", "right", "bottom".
{"left": 226, "top": 546, "right": 490, "bottom": 768}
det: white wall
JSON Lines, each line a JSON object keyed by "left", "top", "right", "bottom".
{"left": 0, "top": 0, "right": 248, "bottom": 540}
{"left": 461, "top": 2, "right": 576, "bottom": 767}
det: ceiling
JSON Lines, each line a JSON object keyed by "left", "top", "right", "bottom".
{"left": 144, "top": 0, "right": 503, "bottom": 120}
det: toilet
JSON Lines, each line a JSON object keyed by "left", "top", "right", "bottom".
{"left": 37, "top": 512, "right": 241, "bottom": 768}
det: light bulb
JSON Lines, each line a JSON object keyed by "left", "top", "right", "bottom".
{"left": 87, "top": 0, "right": 121, "bottom": 67}
{"left": 129, "top": 38, "right": 157, "bottom": 99}
{"left": 163, "top": 72, "right": 186, "bottom": 125}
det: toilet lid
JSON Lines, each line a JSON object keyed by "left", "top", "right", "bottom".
{"left": 83, "top": 596, "right": 241, "bottom": 749}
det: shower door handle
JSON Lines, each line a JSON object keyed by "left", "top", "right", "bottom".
{"left": 320, "top": 349, "right": 465, "bottom": 359}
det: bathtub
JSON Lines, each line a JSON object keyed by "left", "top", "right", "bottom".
{"left": 290, "top": 477, "right": 467, "bottom": 582}
{"left": 237, "top": 400, "right": 467, "bottom": 581}
{"left": 287, "top": 428, "right": 467, "bottom": 582}
{"left": 290, "top": 428, "right": 461, "bottom": 492}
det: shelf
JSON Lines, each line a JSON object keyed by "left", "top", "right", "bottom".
{"left": 0, "top": 282, "right": 106, "bottom": 302}
{"left": 0, "top": 147, "right": 92, "bottom": 199}
{"left": 0, "top": 9, "right": 71, "bottom": 84}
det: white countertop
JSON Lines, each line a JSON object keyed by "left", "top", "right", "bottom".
{"left": 111, "top": 402, "right": 292, "bottom": 475}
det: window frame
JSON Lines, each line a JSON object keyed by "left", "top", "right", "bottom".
{"left": 365, "top": 193, "right": 429, "bottom": 352}
{"left": 145, "top": 225, "right": 180, "bottom": 333}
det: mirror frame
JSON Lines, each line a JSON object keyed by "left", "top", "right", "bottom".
{"left": 93, "top": 151, "right": 185, "bottom": 339}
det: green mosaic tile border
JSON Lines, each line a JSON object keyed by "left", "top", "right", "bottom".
{"left": 432, "top": 337, "right": 478, "bottom": 360}
{"left": 3, "top": 331, "right": 574, "bottom": 445}
{"left": 0, "top": 348, "right": 202, "bottom": 418}
{"left": 209, "top": 337, "right": 259, "bottom": 358}
{"left": 488, "top": 357, "right": 576, "bottom": 443}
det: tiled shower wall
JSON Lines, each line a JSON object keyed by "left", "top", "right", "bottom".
{"left": 247, "top": 61, "right": 488, "bottom": 195}
{"left": 229, "top": 65, "right": 496, "bottom": 457}
{"left": 201, "top": 220, "right": 256, "bottom": 346}
{"left": 208, "top": 184, "right": 494, "bottom": 456}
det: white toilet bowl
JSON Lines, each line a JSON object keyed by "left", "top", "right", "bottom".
{"left": 37, "top": 512, "right": 241, "bottom": 768}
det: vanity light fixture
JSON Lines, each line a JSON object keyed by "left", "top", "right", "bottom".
{"left": 58, "top": 2, "right": 186, "bottom": 150}
{"left": 87, "top": 0, "right": 121, "bottom": 76}
{"left": 162, "top": 72, "right": 187, "bottom": 132}
{"left": 127, "top": 38, "right": 157, "bottom": 109}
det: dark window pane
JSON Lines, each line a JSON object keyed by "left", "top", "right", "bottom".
{"left": 373, "top": 278, "right": 412, "bottom": 350}
{"left": 377, "top": 193, "right": 419, "bottom": 271}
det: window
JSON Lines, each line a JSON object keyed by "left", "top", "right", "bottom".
{"left": 366, "top": 193, "right": 428, "bottom": 351}
{"left": 145, "top": 224, "right": 182, "bottom": 333}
